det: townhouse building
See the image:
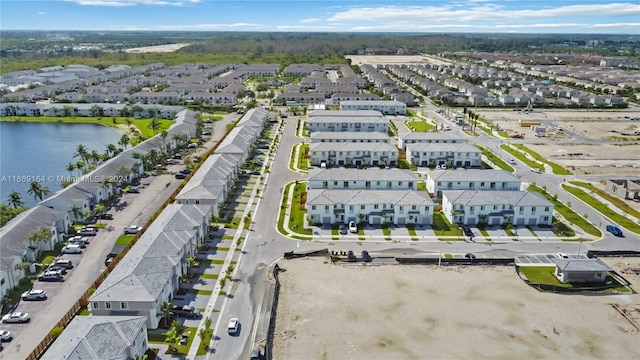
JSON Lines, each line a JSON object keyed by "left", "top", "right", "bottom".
{"left": 406, "top": 143, "right": 481, "bottom": 168}
{"left": 89, "top": 204, "right": 211, "bottom": 329}
{"left": 40, "top": 316, "right": 148, "bottom": 360}
{"left": 308, "top": 168, "right": 418, "bottom": 190}
{"left": 426, "top": 169, "right": 522, "bottom": 198}
{"left": 398, "top": 132, "right": 466, "bottom": 150}
{"left": 339, "top": 100, "right": 406, "bottom": 115}
{"left": 309, "top": 142, "right": 398, "bottom": 167}
{"left": 307, "top": 116, "right": 388, "bottom": 133}
{"left": 442, "top": 190, "right": 553, "bottom": 226}
{"left": 308, "top": 110, "right": 382, "bottom": 118}
{"left": 310, "top": 131, "right": 390, "bottom": 143}
{"left": 307, "top": 189, "right": 434, "bottom": 225}
{"left": 274, "top": 93, "right": 325, "bottom": 106}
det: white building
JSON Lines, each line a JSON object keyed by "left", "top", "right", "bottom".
{"left": 308, "top": 168, "right": 418, "bottom": 190}
{"left": 310, "top": 131, "right": 390, "bottom": 143}
{"left": 406, "top": 143, "right": 481, "bottom": 168}
{"left": 307, "top": 189, "right": 434, "bottom": 225}
{"left": 307, "top": 116, "right": 388, "bottom": 133}
{"left": 426, "top": 169, "right": 522, "bottom": 197}
{"left": 398, "top": 132, "right": 466, "bottom": 149}
{"left": 339, "top": 100, "right": 406, "bottom": 115}
{"left": 309, "top": 142, "right": 398, "bottom": 167}
{"left": 442, "top": 190, "right": 554, "bottom": 226}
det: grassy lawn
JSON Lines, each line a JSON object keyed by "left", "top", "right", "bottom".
{"left": 216, "top": 247, "right": 230, "bottom": 251}
{"left": 432, "top": 211, "right": 463, "bottom": 236}
{"left": 526, "top": 226, "right": 538, "bottom": 236}
{"left": 171, "top": 326, "right": 198, "bottom": 355}
{"left": 475, "top": 145, "right": 514, "bottom": 172}
{"left": 357, "top": 227, "right": 365, "bottom": 240}
{"left": 226, "top": 123, "right": 235, "bottom": 132}
{"left": 398, "top": 159, "right": 417, "bottom": 171}
{"left": 479, "top": 227, "right": 491, "bottom": 241}
{"left": 187, "top": 289, "right": 213, "bottom": 296}
{"left": 519, "top": 266, "right": 630, "bottom": 293}
{"left": 296, "top": 143, "right": 309, "bottom": 172}
{"left": 115, "top": 235, "right": 135, "bottom": 246}
{"left": 562, "top": 184, "right": 640, "bottom": 234}
{"left": 512, "top": 144, "right": 572, "bottom": 175}
{"left": 444, "top": 253, "right": 454, "bottom": 259}
{"left": 500, "top": 144, "right": 545, "bottom": 171}
{"left": 196, "top": 328, "right": 214, "bottom": 355}
{"left": 570, "top": 181, "right": 640, "bottom": 220}
{"left": 501, "top": 224, "right": 516, "bottom": 236}
{"left": 382, "top": 226, "right": 391, "bottom": 237}
{"left": 77, "top": 307, "right": 91, "bottom": 316}
{"left": 417, "top": 181, "right": 426, "bottom": 191}
{"left": 221, "top": 235, "right": 234, "bottom": 240}
{"left": 211, "top": 259, "right": 225, "bottom": 265}
{"left": 405, "top": 120, "right": 435, "bottom": 132}
{"left": 199, "top": 273, "right": 219, "bottom": 279}
{"left": 203, "top": 115, "right": 223, "bottom": 121}
{"left": 331, "top": 227, "right": 339, "bottom": 240}
{"left": 528, "top": 184, "right": 601, "bottom": 237}
{"left": 1, "top": 278, "right": 35, "bottom": 314}
{"left": 279, "top": 181, "right": 313, "bottom": 236}
{"left": 41, "top": 255, "right": 56, "bottom": 266}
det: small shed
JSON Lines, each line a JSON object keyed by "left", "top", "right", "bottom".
{"left": 552, "top": 258, "right": 612, "bottom": 283}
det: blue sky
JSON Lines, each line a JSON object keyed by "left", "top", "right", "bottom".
{"left": 1, "top": 0, "right": 639, "bottom": 34}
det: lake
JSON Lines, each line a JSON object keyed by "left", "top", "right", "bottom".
{"left": 0, "top": 122, "right": 122, "bottom": 207}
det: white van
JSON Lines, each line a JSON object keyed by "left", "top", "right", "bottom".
{"left": 61, "top": 244, "right": 82, "bottom": 254}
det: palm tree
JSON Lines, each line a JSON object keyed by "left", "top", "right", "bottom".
{"left": 75, "top": 160, "right": 86, "bottom": 175}
{"left": 160, "top": 130, "right": 168, "bottom": 151}
{"left": 27, "top": 181, "right": 50, "bottom": 202}
{"left": 69, "top": 204, "right": 84, "bottom": 221}
{"left": 74, "top": 144, "right": 89, "bottom": 162}
{"left": 148, "top": 117, "right": 162, "bottom": 134}
{"left": 28, "top": 227, "right": 52, "bottom": 252}
{"left": 62, "top": 105, "right": 74, "bottom": 117}
{"left": 161, "top": 301, "right": 173, "bottom": 328}
{"left": 14, "top": 262, "right": 30, "bottom": 274}
{"left": 7, "top": 191, "right": 24, "bottom": 209}
{"left": 105, "top": 143, "right": 118, "bottom": 157}
{"left": 90, "top": 105, "right": 101, "bottom": 117}
{"left": 357, "top": 213, "right": 365, "bottom": 224}
{"left": 118, "top": 134, "right": 130, "bottom": 151}
{"left": 94, "top": 204, "right": 107, "bottom": 224}
{"left": 186, "top": 256, "right": 196, "bottom": 278}
{"left": 66, "top": 162, "right": 76, "bottom": 176}
{"left": 90, "top": 150, "right": 102, "bottom": 166}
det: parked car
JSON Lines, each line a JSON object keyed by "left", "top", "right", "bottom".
{"left": 46, "top": 266, "right": 67, "bottom": 275}
{"left": 54, "top": 259, "right": 73, "bottom": 269}
{"left": 2, "top": 312, "right": 30, "bottom": 324}
{"left": 348, "top": 221, "right": 357, "bottom": 233}
{"left": 67, "top": 239, "right": 87, "bottom": 248}
{"left": 531, "top": 168, "right": 542, "bottom": 174}
{"left": 339, "top": 225, "right": 347, "bottom": 235}
{"left": 0, "top": 330, "right": 12, "bottom": 342}
{"left": 606, "top": 225, "right": 623, "bottom": 237}
{"left": 462, "top": 225, "right": 473, "bottom": 237}
{"left": 187, "top": 143, "right": 198, "bottom": 149}
{"left": 126, "top": 187, "right": 140, "bottom": 193}
{"left": 228, "top": 318, "right": 240, "bottom": 334}
{"left": 180, "top": 169, "right": 192, "bottom": 174}
{"left": 347, "top": 250, "right": 357, "bottom": 262}
{"left": 61, "top": 244, "right": 82, "bottom": 254}
{"left": 361, "top": 250, "right": 372, "bottom": 262}
{"left": 250, "top": 348, "right": 263, "bottom": 360}
{"left": 557, "top": 252, "right": 569, "bottom": 259}
{"left": 175, "top": 173, "right": 187, "bottom": 179}
{"left": 95, "top": 213, "right": 113, "bottom": 220}
{"left": 170, "top": 305, "right": 201, "bottom": 319}
{"left": 21, "top": 290, "right": 47, "bottom": 301}
{"left": 508, "top": 158, "right": 517, "bottom": 165}
{"left": 465, "top": 253, "right": 477, "bottom": 261}
{"left": 37, "top": 271, "right": 63, "bottom": 282}
{"left": 123, "top": 225, "right": 142, "bottom": 234}
{"left": 77, "top": 228, "right": 97, "bottom": 236}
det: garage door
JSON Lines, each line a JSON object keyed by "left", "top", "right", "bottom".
{"left": 397, "top": 217, "right": 405, "bottom": 225}
{"left": 528, "top": 218, "right": 537, "bottom": 226}
{"left": 467, "top": 218, "right": 475, "bottom": 225}
{"left": 516, "top": 218, "right": 525, "bottom": 225}
{"left": 322, "top": 216, "right": 332, "bottom": 224}
{"left": 491, "top": 217, "right": 500, "bottom": 225}
{"left": 371, "top": 217, "right": 381, "bottom": 225}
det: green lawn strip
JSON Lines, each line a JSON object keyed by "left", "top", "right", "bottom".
{"left": 432, "top": 211, "right": 463, "bottom": 236}
{"left": 147, "top": 332, "right": 166, "bottom": 343}
{"left": 497, "top": 130, "right": 511, "bottom": 138}
{"left": 1, "top": 278, "right": 35, "bottom": 314}
{"left": 199, "top": 273, "right": 219, "bottom": 279}
{"left": 570, "top": 181, "right": 640, "bottom": 220}
{"left": 398, "top": 159, "right": 417, "bottom": 171}
{"left": 211, "top": 260, "right": 225, "bottom": 265}
{"left": 196, "top": 328, "right": 214, "bottom": 356}
{"left": 475, "top": 145, "right": 514, "bottom": 172}
{"left": 444, "top": 253, "right": 453, "bottom": 259}
{"left": 417, "top": 181, "right": 427, "bottom": 191}
{"left": 500, "top": 144, "right": 544, "bottom": 171}
{"left": 562, "top": 184, "right": 640, "bottom": 234}
{"left": 42, "top": 255, "right": 56, "bottom": 266}
{"left": 405, "top": 120, "right": 435, "bottom": 132}
{"left": 512, "top": 144, "right": 572, "bottom": 175}
{"left": 287, "top": 181, "right": 313, "bottom": 235}
{"left": 519, "top": 266, "right": 630, "bottom": 293}
{"left": 226, "top": 123, "right": 235, "bottom": 132}
{"left": 77, "top": 307, "right": 91, "bottom": 316}
{"left": 277, "top": 182, "right": 293, "bottom": 236}
{"left": 171, "top": 326, "right": 199, "bottom": 355}
{"left": 296, "top": 143, "right": 309, "bottom": 172}
{"left": 479, "top": 227, "right": 492, "bottom": 241}
{"left": 528, "top": 184, "right": 600, "bottom": 237}
{"left": 526, "top": 226, "right": 538, "bottom": 236}
{"left": 501, "top": 224, "right": 516, "bottom": 236}
{"left": 216, "top": 247, "right": 230, "bottom": 251}
{"left": 357, "top": 227, "right": 365, "bottom": 241}
{"left": 288, "top": 143, "right": 299, "bottom": 171}
{"left": 187, "top": 289, "right": 213, "bottom": 296}
{"left": 115, "top": 235, "right": 135, "bottom": 246}
{"left": 406, "top": 225, "right": 418, "bottom": 240}
{"left": 331, "top": 227, "right": 339, "bottom": 240}
{"left": 221, "top": 235, "right": 234, "bottom": 240}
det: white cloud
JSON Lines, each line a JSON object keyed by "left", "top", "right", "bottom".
{"left": 300, "top": 18, "right": 323, "bottom": 24}
{"left": 37, "top": 11, "right": 48, "bottom": 15}
{"left": 154, "top": 22, "right": 267, "bottom": 31}
{"left": 67, "top": 0, "right": 200, "bottom": 6}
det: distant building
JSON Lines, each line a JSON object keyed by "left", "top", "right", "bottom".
{"left": 552, "top": 258, "right": 612, "bottom": 283}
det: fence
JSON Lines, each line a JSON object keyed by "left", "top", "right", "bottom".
{"left": 265, "top": 264, "right": 283, "bottom": 360}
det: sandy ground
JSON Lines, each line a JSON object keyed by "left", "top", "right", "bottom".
{"left": 272, "top": 257, "right": 639, "bottom": 360}
{"left": 124, "top": 43, "right": 190, "bottom": 53}
{"left": 346, "top": 55, "right": 452, "bottom": 66}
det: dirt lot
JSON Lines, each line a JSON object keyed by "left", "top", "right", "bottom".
{"left": 124, "top": 43, "right": 190, "bottom": 53}
{"left": 346, "top": 55, "right": 452, "bottom": 66}
{"left": 272, "top": 257, "right": 639, "bottom": 360}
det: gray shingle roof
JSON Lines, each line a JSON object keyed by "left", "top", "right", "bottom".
{"left": 307, "top": 189, "right": 433, "bottom": 206}
{"left": 40, "top": 316, "right": 146, "bottom": 360}
{"left": 310, "top": 142, "right": 397, "bottom": 152}
{"left": 308, "top": 110, "right": 382, "bottom": 117}
{"left": 308, "top": 116, "right": 388, "bottom": 124}
{"left": 406, "top": 142, "right": 480, "bottom": 153}
{"left": 552, "top": 258, "right": 613, "bottom": 272}
{"left": 308, "top": 168, "right": 418, "bottom": 182}
{"left": 442, "top": 190, "right": 552, "bottom": 207}
{"left": 428, "top": 169, "right": 520, "bottom": 182}
{"left": 402, "top": 132, "right": 466, "bottom": 141}
{"left": 310, "top": 131, "right": 390, "bottom": 141}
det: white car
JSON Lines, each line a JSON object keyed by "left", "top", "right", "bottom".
{"left": 21, "top": 289, "right": 47, "bottom": 301}
{"left": 348, "top": 221, "right": 357, "bottom": 233}
{"left": 123, "top": 225, "right": 142, "bottom": 234}
{"left": 508, "top": 158, "right": 517, "bottom": 165}
{"left": 0, "top": 330, "right": 12, "bottom": 342}
{"left": 61, "top": 244, "right": 82, "bottom": 254}
{"left": 531, "top": 168, "right": 542, "bottom": 174}
{"left": 557, "top": 252, "right": 569, "bottom": 259}
{"left": 2, "top": 312, "right": 30, "bottom": 324}
{"left": 227, "top": 318, "right": 240, "bottom": 334}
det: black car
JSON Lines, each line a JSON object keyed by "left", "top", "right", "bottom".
{"left": 180, "top": 168, "right": 192, "bottom": 174}
{"left": 361, "top": 250, "right": 372, "bottom": 262}
{"left": 46, "top": 266, "right": 68, "bottom": 275}
{"left": 175, "top": 173, "right": 187, "bottom": 179}
{"left": 339, "top": 225, "right": 347, "bottom": 235}
{"left": 462, "top": 225, "right": 473, "bottom": 237}
{"left": 95, "top": 213, "right": 113, "bottom": 220}
{"left": 347, "top": 250, "right": 357, "bottom": 262}
{"left": 465, "top": 253, "right": 477, "bottom": 261}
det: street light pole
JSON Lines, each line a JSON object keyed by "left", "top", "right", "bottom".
{"left": 577, "top": 241, "right": 582, "bottom": 257}
{"left": 438, "top": 241, "right": 443, "bottom": 267}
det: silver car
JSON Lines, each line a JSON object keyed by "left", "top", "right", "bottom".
{"left": 2, "top": 312, "right": 30, "bottom": 324}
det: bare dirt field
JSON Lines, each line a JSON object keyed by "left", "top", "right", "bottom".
{"left": 272, "top": 257, "right": 639, "bottom": 360}
{"left": 346, "top": 55, "right": 452, "bottom": 66}
{"left": 124, "top": 43, "right": 190, "bottom": 53}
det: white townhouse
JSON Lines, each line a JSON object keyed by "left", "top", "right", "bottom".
{"left": 307, "top": 116, "right": 389, "bottom": 133}
{"left": 307, "top": 189, "right": 434, "bottom": 225}
{"left": 309, "top": 142, "right": 398, "bottom": 167}
{"left": 214, "top": 126, "right": 259, "bottom": 164}
{"left": 442, "top": 190, "right": 554, "bottom": 226}
{"left": 340, "top": 100, "right": 406, "bottom": 115}
{"left": 308, "top": 168, "right": 418, "bottom": 190}
{"left": 426, "top": 170, "right": 522, "bottom": 198}
{"left": 175, "top": 152, "right": 242, "bottom": 216}
{"left": 310, "top": 131, "right": 391, "bottom": 144}
{"left": 398, "top": 132, "right": 466, "bottom": 150}
{"left": 89, "top": 204, "right": 211, "bottom": 329}
{"left": 40, "top": 316, "right": 148, "bottom": 360}
{"left": 308, "top": 110, "right": 382, "bottom": 118}
{"left": 406, "top": 143, "right": 481, "bottom": 168}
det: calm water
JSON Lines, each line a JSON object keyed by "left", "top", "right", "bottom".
{"left": 0, "top": 122, "right": 122, "bottom": 207}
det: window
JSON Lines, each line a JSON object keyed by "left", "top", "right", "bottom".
{"left": 543, "top": 216, "right": 549, "bottom": 221}
{"left": 545, "top": 206, "right": 550, "bottom": 211}
{"left": 493, "top": 205, "right": 498, "bottom": 210}
{"left": 93, "top": 302, "right": 100, "bottom": 309}
{"left": 121, "top": 302, "right": 128, "bottom": 309}
{"left": 374, "top": 204, "right": 379, "bottom": 209}
{"left": 105, "top": 302, "right": 112, "bottom": 309}
{"left": 0, "top": 279, "right": 4, "bottom": 285}
{"left": 408, "top": 182, "right": 413, "bottom": 188}
{"left": 532, "top": 207, "right": 536, "bottom": 214}
{"left": 412, "top": 205, "right": 417, "bottom": 210}
{"left": 311, "top": 205, "right": 316, "bottom": 210}
{"left": 480, "top": 182, "right": 485, "bottom": 187}
{"left": 361, "top": 205, "right": 365, "bottom": 210}
{"left": 480, "top": 206, "right": 485, "bottom": 210}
